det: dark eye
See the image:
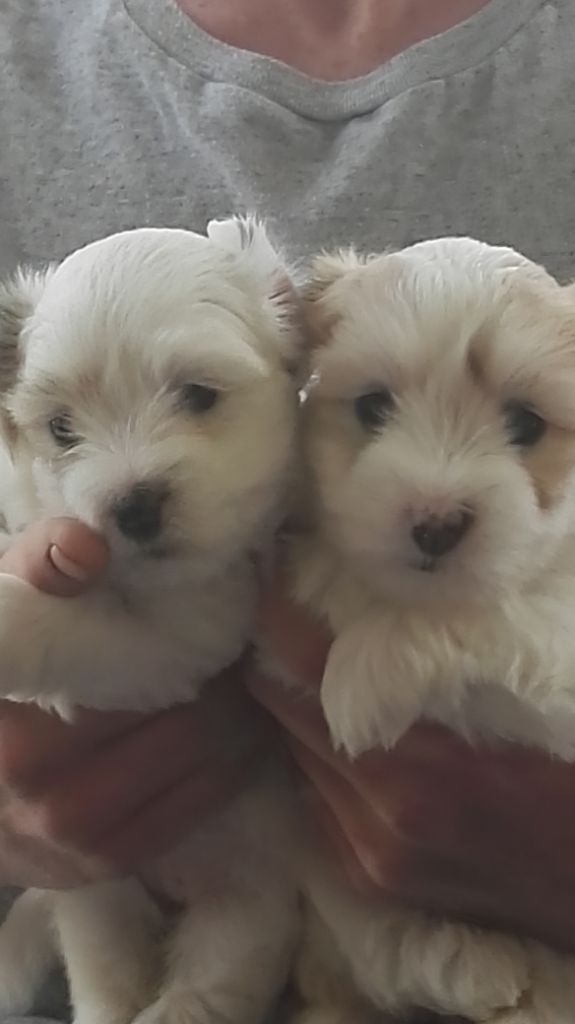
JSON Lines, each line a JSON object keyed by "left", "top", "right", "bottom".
{"left": 49, "top": 414, "right": 79, "bottom": 448}
{"left": 181, "top": 384, "right": 219, "bottom": 414}
{"left": 504, "top": 400, "right": 546, "bottom": 447}
{"left": 354, "top": 389, "right": 395, "bottom": 431}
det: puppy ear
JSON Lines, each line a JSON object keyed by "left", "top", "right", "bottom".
{"left": 304, "top": 248, "right": 366, "bottom": 348}
{"left": 0, "top": 268, "right": 52, "bottom": 394}
{"left": 305, "top": 249, "right": 364, "bottom": 303}
{"left": 207, "top": 215, "right": 302, "bottom": 369}
{"left": 0, "top": 268, "right": 53, "bottom": 447}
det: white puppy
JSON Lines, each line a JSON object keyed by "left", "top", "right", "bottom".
{"left": 289, "top": 238, "right": 575, "bottom": 1023}
{"left": 0, "top": 219, "right": 302, "bottom": 1024}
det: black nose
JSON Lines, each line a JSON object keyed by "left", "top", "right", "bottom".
{"left": 411, "top": 510, "right": 474, "bottom": 559}
{"left": 113, "top": 485, "right": 168, "bottom": 543}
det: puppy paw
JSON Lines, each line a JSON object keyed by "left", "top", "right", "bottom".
{"left": 359, "top": 917, "right": 531, "bottom": 1021}
{"left": 483, "top": 945, "right": 575, "bottom": 1024}
{"left": 321, "top": 618, "right": 423, "bottom": 757}
{"left": 322, "top": 670, "right": 411, "bottom": 757}
{"left": 0, "top": 575, "right": 55, "bottom": 697}
{"left": 431, "top": 930, "right": 531, "bottom": 1021}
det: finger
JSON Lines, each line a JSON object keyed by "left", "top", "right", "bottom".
{"left": 0, "top": 519, "right": 108, "bottom": 596}
{"left": 0, "top": 664, "right": 258, "bottom": 794}
{"left": 0, "top": 700, "right": 159, "bottom": 793}
{"left": 257, "top": 580, "right": 331, "bottom": 690}
{"left": 291, "top": 727, "right": 575, "bottom": 949}
{"left": 9, "top": 707, "right": 231, "bottom": 846}
{"left": 290, "top": 741, "right": 496, "bottom": 915}
{"left": 0, "top": 824, "right": 111, "bottom": 889}
{"left": 249, "top": 673, "right": 496, "bottom": 860}
{"left": 11, "top": 678, "right": 265, "bottom": 846}
{"left": 299, "top": 783, "right": 376, "bottom": 894}
{"left": 290, "top": 740, "right": 401, "bottom": 891}
{"left": 291, "top": 736, "right": 544, "bottom": 924}
{"left": 286, "top": 725, "right": 486, "bottom": 887}
{"left": 95, "top": 744, "right": 265, "bottom": 868}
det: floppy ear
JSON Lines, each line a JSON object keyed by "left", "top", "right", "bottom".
{"left": 0, "top": 268, "right": 53, "bottom": 445}
{"left": 0, "top": 268, "right": 52, "bottom": 395}
{"left": 207, "top": 215, "right": 303, "bottom": 370}
{"left": 305, "top": 249, "right": 364, "bottom": 301}
{"left": 304, "top": 249, "right": 368, "bottom": 347}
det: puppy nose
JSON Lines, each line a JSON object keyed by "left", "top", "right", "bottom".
{"left": 411, "top": 509, "right": 474, "bottom": 558}
{"left": 113, "top": 485, "right": 168, "bottom": 543}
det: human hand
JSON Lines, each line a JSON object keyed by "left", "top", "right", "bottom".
{"left": 0, "top": 519, "right": 264, "bottom": 888}
{"left": 249, "top": 578, "right": 575, "bottom": 954}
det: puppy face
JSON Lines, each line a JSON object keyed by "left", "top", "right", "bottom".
{"left": 0, "top": 221, "right": 299, "bottom": 577}
{"left": 303, "top": 238, "right": 575, "bottom": 609}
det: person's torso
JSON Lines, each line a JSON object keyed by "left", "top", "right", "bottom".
{"left": 1, "top": 0, "right": 574, "bottom": 279}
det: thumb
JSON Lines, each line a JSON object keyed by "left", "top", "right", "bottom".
{"left": 0, "top": 519, "right": 109, "bottom": 596}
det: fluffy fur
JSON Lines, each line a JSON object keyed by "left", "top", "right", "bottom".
{"left": 0, "top": 220, "right": 302, "bottom": 1024}
{"left": 290, "top": 238, "right": 575, "bottom": 1022}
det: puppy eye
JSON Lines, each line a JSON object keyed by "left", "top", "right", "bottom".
{"left": 504, "top": 400, "right": 546, "bottom": 447}
{"left": 49, "top": 414, "right": 80, "bottom": 449}
{"left": 354, "top": 389, "right": 395, "bottom": 431}
{"left": 181, "top": 384, "right": 219, "bottom": 414}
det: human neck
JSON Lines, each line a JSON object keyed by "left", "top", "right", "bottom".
{"left": 175, "top": 0, "right": 492, "bottom": 79}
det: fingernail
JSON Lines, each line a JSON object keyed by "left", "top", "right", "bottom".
{"left": 49, "top": 544, "right": 90, "bottom": 582}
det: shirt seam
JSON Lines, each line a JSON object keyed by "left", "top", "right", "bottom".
{"left": 122, "top": 0, "right": 550, "bottom": 122}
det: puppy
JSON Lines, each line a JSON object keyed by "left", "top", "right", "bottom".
{"left": 289, "top": 238, "right": 575, "bottom": 1023}
{"left": 0, "top": 219, "right": 302, "bottom": 1024}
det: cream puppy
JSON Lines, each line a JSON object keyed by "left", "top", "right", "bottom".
{"left": 290, "top": 238, "right": 575, "bottom": 1022}
{"left": 0, "top": 219, "right": 301, "bottom": 1024}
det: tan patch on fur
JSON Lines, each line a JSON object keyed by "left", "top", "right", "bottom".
{"left": 304, "top": 250, "right": 368, "bottom": 350}
{"left": 305, "top": 250, "right": 363, "bottom": 301}
{"left": 522, "top": 424, "right": 575, "bottom": 510}
{"left": 71, "top": 367, "right": 113, "bottom": 404}
{"left": 468, "top": 322, "right": 575, "bottom": 512}
{"left": 0, "top": 269, "right": 54, "bottom": 395}
{"left": 304, "top": 305, "right": 342, "bottom": 350}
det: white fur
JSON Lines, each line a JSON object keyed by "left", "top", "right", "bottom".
{"left": 292, "top": 238, "right": 575, "bottom": 1022}
{"left": 0, "top": 219, "right": 301, "bottom": 1024}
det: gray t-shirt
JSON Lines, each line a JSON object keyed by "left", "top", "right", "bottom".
{"left": 2, "top": 0, "right": 575, "bottom": 279}
{"left": 0, "top": 0, "right": 574, "bottom": 1020}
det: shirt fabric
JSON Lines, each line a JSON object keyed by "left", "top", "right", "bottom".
{"left": 1, "top": 0, "right": 575, "bottom": 279}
